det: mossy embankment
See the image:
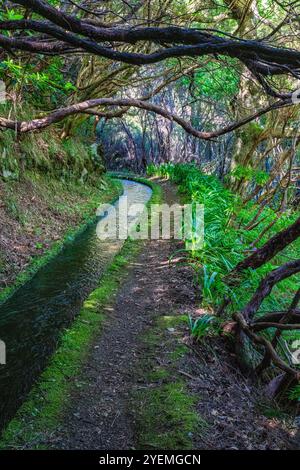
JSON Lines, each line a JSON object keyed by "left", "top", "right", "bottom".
{"left": 0, "top": 120, "right": 115, "bottom": 304}
{"left": 0, "top": 174, "right": 122, "bottom": 305}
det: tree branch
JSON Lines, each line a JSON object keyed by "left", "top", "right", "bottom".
{"left": 0, "top": 97, "right": 292, "bottom": 138}
{"left": 0, "top": 2, "right": 300, "bottom": 76}
{"left": 234, "top": 216, "right": 300, "bottom": 273}
{"left": 240, "top": 259, "right": 300, "bottom": 322}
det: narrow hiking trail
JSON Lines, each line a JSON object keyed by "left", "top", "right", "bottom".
{"left": 42, "top": 179, "right": 297, "bottom": 450}
{"left": 43, "top": 179, "right": 196, "bottom": 449}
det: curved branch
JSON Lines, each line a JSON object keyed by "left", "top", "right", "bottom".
{"left": 254, "top": 310, "right": 300, "bottom": 323}
{"left": 0, "top": 33, "right": 70, "bottom": 54}
{"left": 234, "top": 312, "right": 300, "bottom": 378}
{"left": 0, "top": 97, "right": 292, "bottom": 138}
{"left": 1, "top": 2, "right": 300, "bottom": 74}
{"left": 252, "top": 322, "right": 300, "bottom": 332}
{"left": 241, "top": 259, "right": 300, "bottom": 322}
{"left": 234, "top": 216, "right": 300, "bottom": 273}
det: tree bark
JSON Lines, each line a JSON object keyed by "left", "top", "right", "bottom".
{"left": 241, "top": 259, "right": 300, "bottom": 322}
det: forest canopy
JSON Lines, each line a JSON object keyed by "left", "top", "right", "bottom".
{"left": 0, "top": 0, "right": 300, "bottom": 135}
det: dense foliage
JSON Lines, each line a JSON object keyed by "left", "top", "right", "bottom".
{"left": 148, "top": 163, "right": 300, "bottom": 399}
{"left": 148, "top": 163, "right": 299, "bottom": 313}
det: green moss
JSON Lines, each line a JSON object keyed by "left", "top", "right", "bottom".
{"left": 142, "top": 331, "right": 162, "bottom": 349}
{"left": 168, "top": 344, "right": 189, "bottom": 361}
{"left": 148, "top": 367, "right": 170, "bottom": 382}
{"left": 136, "top": 381, "right": 201, "bottom": 449}
{"left": 157, "top": 314, "right": 188, "bottom": 329}
{"left": 1, "top": 190, "right": 27, "bottom": 225}
{"left": 0, "top": 107, "right": 105, "bottom": 183}
{"left": 134, "top": 313, "right": 204, "bottom": 450}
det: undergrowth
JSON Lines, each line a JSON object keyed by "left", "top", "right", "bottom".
{"left": 147, "top": 163, "right": 300, "bottom": 401}
{"left": 147, "top": 163, "right": 299, "bottom": 315}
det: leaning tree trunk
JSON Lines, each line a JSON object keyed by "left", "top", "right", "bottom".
{"left": 233, "top": 261, "right": 300, "bottom": 396}
{"left": 234, "top": 216, "right": 300, "bottom": 273}
{"left": 217, "top": 216, "right": 300, "bottom": 317}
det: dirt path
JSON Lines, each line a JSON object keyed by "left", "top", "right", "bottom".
{"left": 45, "top": 180, "right": 298, "bottom": 450}
{"left": 46, "top": 180, "right": 195, "bottom": 449}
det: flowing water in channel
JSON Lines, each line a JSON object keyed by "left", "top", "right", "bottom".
{"left": 0, "top": 179, "right": 152, "bottom": 428}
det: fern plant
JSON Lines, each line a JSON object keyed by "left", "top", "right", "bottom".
{"left": 188, "top": 314, "right": 215, "bottom": 341}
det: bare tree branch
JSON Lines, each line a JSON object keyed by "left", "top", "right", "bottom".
{"left": 0, "top": 96, "right": 292, "bottom": 138}
{"left": 0, "top": 1, "right": 300, "bottom": 78}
